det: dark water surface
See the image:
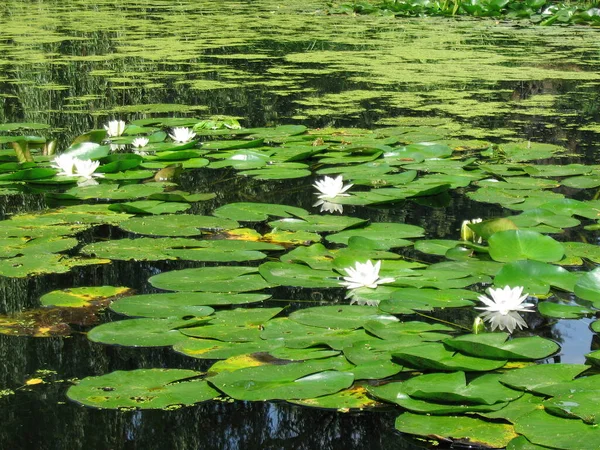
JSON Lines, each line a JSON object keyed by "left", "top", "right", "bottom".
{"left": 1, "top": 1, "right": 600, "bottom": 449}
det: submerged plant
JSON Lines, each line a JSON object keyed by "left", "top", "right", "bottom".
{"left": 104, "top": 120, "right": 126, "bottom": 137}
{"left": 169, "top": 127, "right": 196, "bottom": 143}
{"left": 476, "top": 285, "right": 535, "bottom": 333}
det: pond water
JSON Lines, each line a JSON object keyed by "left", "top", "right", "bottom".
{"left": 1, "top": 1, "right": 600, "bottom": 449}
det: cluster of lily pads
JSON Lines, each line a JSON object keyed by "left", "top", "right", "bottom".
{"left": 1, "top": 118, "right": 600, "bottom": 448}
{"left": 332, "top": 0, "right": 600, "bottom": 26}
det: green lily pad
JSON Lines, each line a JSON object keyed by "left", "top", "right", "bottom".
{"left": 543, "top": 391, "right": 600, "bottom": 424}
{"left": 213, "top": 202, "right": 309, "bottom": 222}
{"left": 574, "top": 268, "right": 600, "bottom": 303}
{"left": 392, "top": 342, "right": 507, "bottom": 371}
{"left": 326, "top": 223, "right": 425, "bottom": 249}
{"left": 148, "top": 266, "right": 271, "bottom": 292}
{"left": 119, "top": 214, "right": 239, "bottom": 237}
{"left": 180, "top": 308, "right": 283, "bottom": 342}
{"left": 87, "top": 317, "right": 208, "bottom": 347}
{"left": 67, "top": 369, "right": 218, "bottom": 409}
{"left": 499, "top": 364, "right": 590, "bottom": 391}
{"left": 494, "top": 260, "right": 579, "bottom": 296}
{"left": 379, "top": 288, "right": 478, "bottom": 314}
{"left": 514, "top": 409, "right": 600, "bottom": 449}
{"left": 48, "top": 183, "right": 167, "bottom": 201}
{"left": 488, "top": 230, "right": 564, "bottom": 263}
{"left": 258, "top": 262, "right": 341, "bottom": 288}
{"left": 290, "top": 384, "right": 385, "bottom": 410}
{"left": 289, "top": 305, "right": 398, "bottom": 330}
{"left": 40, "top": 286, "right": 132, "bottom": 307}
{"left": 538, "top": 302, "right": 594, "bottom": 319}
{"left": 261, "top": 317, "right": 382, "bottom": 350}
{"left": 371, "top": 381, "right": 508, "bottom": 414}
{"left": 395, "top": 412, "right": 517, "bottom": 449}
{"left": 111, "top": 292, "right": 270, "bottom": 317}
{"left": 444, "top": 333, "right": 559, "bottom": 360}
{"left": 207, "top": 357, "right": 354, "bottom": 401}
{"left": 0, "top": 253, "right": 109, "bottom": 278}
{"left": 268, "top": 215, "right": 367, "bottom": 233}
{"left": 107, "top": 200, "right": 190, "bottom": 215}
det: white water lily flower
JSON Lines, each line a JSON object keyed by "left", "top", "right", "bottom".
{"left": 51, "top": 154, "right": 76, "bottom": 176}
{"left": 314, "top": 199, "right": 343, "bottom": 214}
{"left": 104, "top": 120, "right": 126, "bottom": 137}
{"left": 478, "top": 310, "right": 529, "bottom": 334}
{"left": 339, "top": 260, "right": 395, "bottom": 291}
{"left": 476, "top": 286, "right": 535, "bottom": 333}
{"left": 313, "top": 175, "right": 353, "bottom": 199}
{"left": 74, "top": 159, "right": 104, "bottom": 180}
{"left": 131, "top": 137, "right": 149, "bottom": 148}
{"left": 169, "top": 127, "right": 196, "bottom": 143}
{"left": 110, "top": 144, "right": 126, "bottom": 152}
{"left": 460, "top": 218, "right": 483, "bottom": 243}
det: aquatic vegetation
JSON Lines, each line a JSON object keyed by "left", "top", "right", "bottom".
{"left": 2, "top": 118, "right": 600, "bottom": 448}
{"left": 339, "top": 260, "right": 395, "bottom": 290}
{"left": 169, "top": 127, "right": 196, "bottom": 143}
{"left": 476, "top": 285, "right": 535, "bottom": 333}
{"left": 104, "top": 120, "right": 126, "bottom": 137}
{"left": 131, "top": 137, "right": 149, "bottom": 148}
{"left": 334, "top": 0, "right": 600, "bottom": 26}
{"left": 50, "top": 154, "right": 77, "bottom": 176}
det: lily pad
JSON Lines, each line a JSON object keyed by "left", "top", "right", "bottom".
{"left": 207, "top": 357, "right": 354, "bottom": 401}
{"left": 119, "top": 214, "right": 239, "bottom": 237}
{"left": 67, "top": 369, "right": 218, "bottom": 409}
{"left": 395, "top": 412, "right": 517, "bottom": 449}
{"left": 111, "top": 292, "right": 270, "bottom": 317}
{"left": 149, "top": 266, "right": 271, "bottom": 292}
{"left": 40, "top": 286, "right": 132, "bottom": 307}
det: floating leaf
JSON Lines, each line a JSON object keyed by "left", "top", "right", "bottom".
{"left": 494, "top": 260, "right": 578, "bottom": 296}
{"left": 207, "top": 357, "right": 354, "bottom": 401}
{"left": 380, "top": 288, "right": 478, "bottom": 314}
{"left": 444, "top": 333, "right": 559, "bottom": 360}
{"left": 395, "top": 412, "right": 517, "bottom": 449}
{"left": 327, "top": 223, "right": 425, "bottom": 249}
{"left": 514, "top": 409, "right": 600, "bottom": 449}
{"left": 574, "top": 268, "right": 600, "bottom": 303}
{"left": 111, "top": 292, "right": 269, "bottom": 317}
{"left": 87, "top": 317, "right": 207, "bottom": 347}
{"left": 40, "top": 286, "right": 132, "bottom": 307}
{"left": 149, "top": 266, "right": 271, "bottom": 292}
{"left": 488, "top": 230, "right": 564, "bottom": 263}
{"left": 213, "top": 202, "right": 309, "bottom": 222}
{"left": 67, "top": 369, "right": 218, "bottom": 409}
{"left": 499, "top": 364, "right": 590, "bottom": 391}
{"left": 259, "top": 262, "right": 340, "bottom": 288}
{"left": 119, "top": 214, "right": 239, "bottom": 237}
{"left": 392, "top": 342, "right": 507, "bottom": 371}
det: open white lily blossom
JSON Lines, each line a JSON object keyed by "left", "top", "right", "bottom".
{"left": 51, "top": 154, "right": 76, "bottom": 177}
{"left": 131, "top": 137, "right": 149, "bottom": 148}
{"left": 476, "top": 285, "right": 535, "bottom": 333}
{"left": 104, "top": 120, "right": 126, "bottom": 137}
{"left": 313, "top": 175, "right": 353, "bottom": 200}
{"left": 314, "top": 200, "right": 344, "bottom": 214}
{"left": 460, "top": 218, "right": 483, "bottom": 243}
{"left": 74, "top": 159, "right": 104, "bottom": 180}
{"left": 169, "top": 127, "right": 196, "bottom": 143}
{"left": 339, "top": 260, "right": 394, "bottom": 296}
